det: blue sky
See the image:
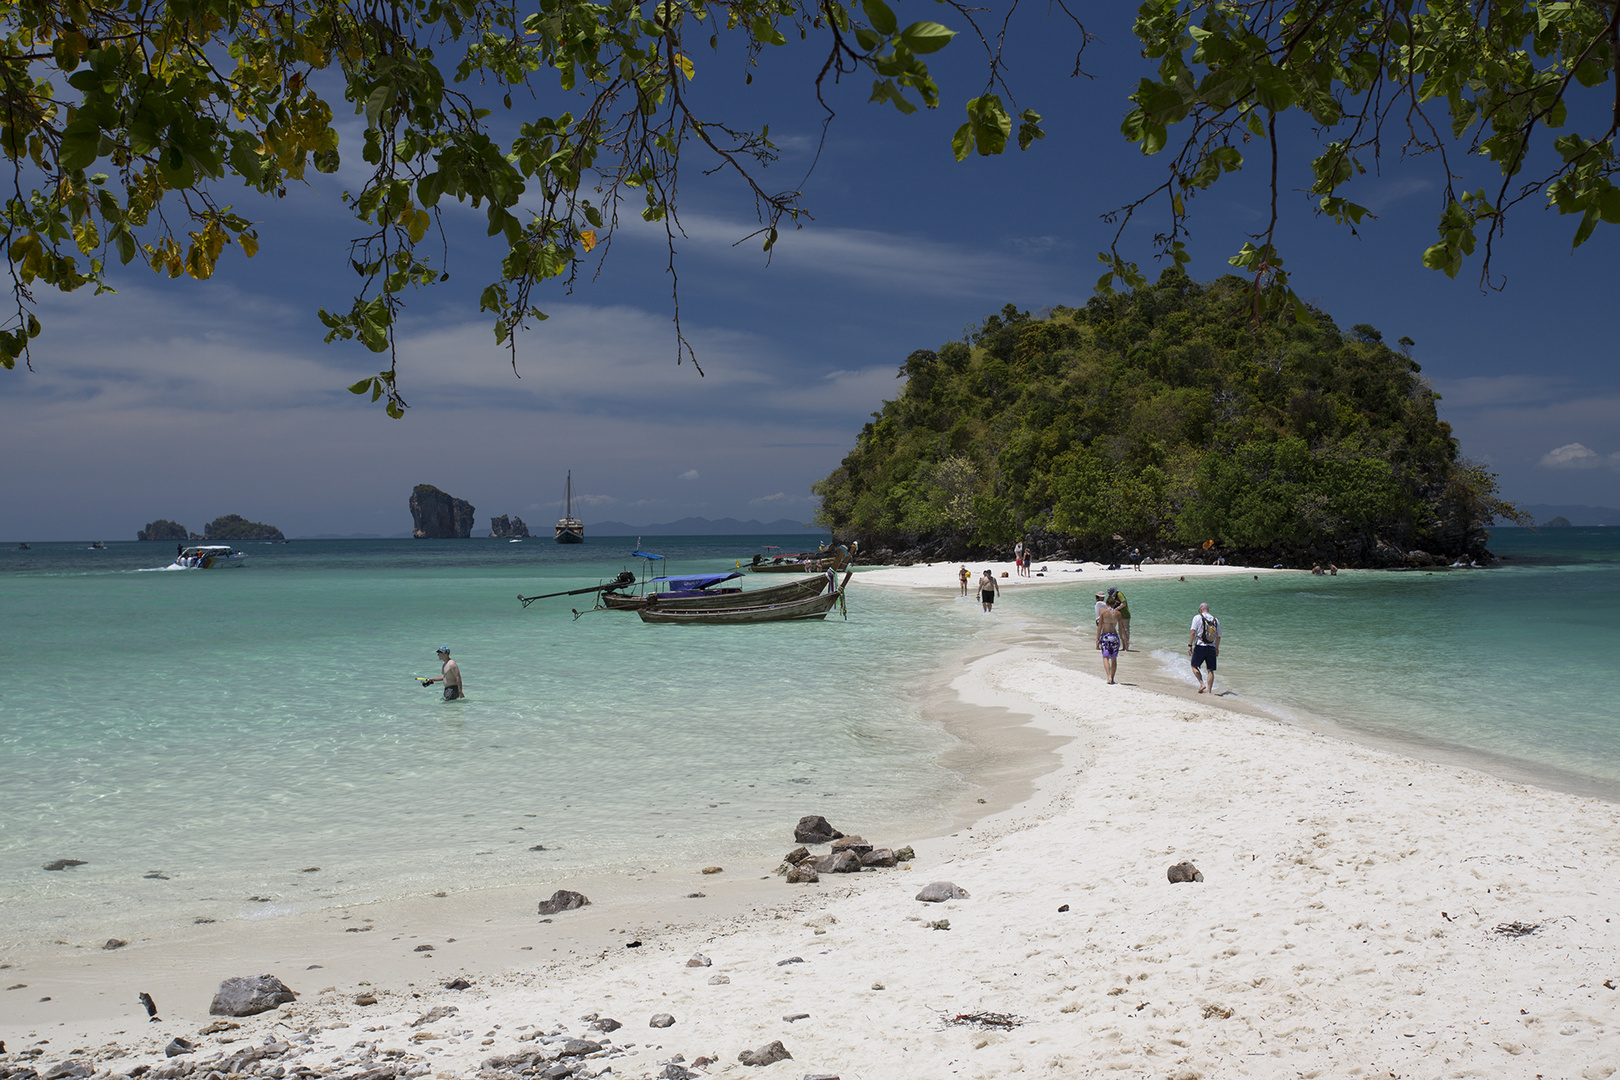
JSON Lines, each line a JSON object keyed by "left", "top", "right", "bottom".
{"left": 3, "top": 6, "right": 1618, "bottom": 541}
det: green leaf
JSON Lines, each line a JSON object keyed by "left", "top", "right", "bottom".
{"left": 348, "top": 377, "right": 375, "bottom": 394}
{"left": 951, "top": 121, "right": 973, "bottom": 161}
{"left": 897, "top": 21, "right": 955, "bottom": 54}
{"left": 862, "top": 0, "right": 897, "bottom": 36}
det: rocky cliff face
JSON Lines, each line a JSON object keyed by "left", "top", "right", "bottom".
{"left": 411, "top": 485, "right": 475, "bottom": 538}
{"left": 490, "top": 515, "right": 530, "bottom": 538}
{"left": 204, "top": 515, "right": 286, "bottom": 541}
{"left": 137, "top": 519, "right": 189, "bottom": 542}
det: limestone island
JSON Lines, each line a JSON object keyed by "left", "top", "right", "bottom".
{"left": 490, "top": 514, "right": 530, "bottom": 538}
{"left": 411, "top": 484, "right": 475, "bottom": 538}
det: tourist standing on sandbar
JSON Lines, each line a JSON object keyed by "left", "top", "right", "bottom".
{"left": 1188, "top": 603, "right": 1220, "bottom": 694}
{"left": 958, "top": 564, "right": 971, "bottom": 596}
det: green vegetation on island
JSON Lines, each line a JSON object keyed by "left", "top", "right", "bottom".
{"left": 814, "top": 271, "right": 1518, "bottom": 568}
{"left": 203, "top": 515, "right": 285, "bottom": 542}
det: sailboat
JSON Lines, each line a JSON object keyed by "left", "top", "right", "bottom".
{"left": 554, "top": 471, "right": 585, "bottom": 544}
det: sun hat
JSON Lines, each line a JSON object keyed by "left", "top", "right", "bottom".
{"left": 436, "top": 646, "right": 450, "bottom": 654}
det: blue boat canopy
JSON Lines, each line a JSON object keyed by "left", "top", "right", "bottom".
{"left": 651, "top": 572, "right": 743, "bottom": 591}
{"left": 631, "top": 549, "right": 665, "bottom": 560}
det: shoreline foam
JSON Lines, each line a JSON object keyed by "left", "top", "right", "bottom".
{"left": 5, "top": 560, "right": 1616, "bottom": 1078}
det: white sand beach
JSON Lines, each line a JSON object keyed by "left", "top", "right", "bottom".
{"left": 5, "top": 563, "right": 1617, "bottom": 1080}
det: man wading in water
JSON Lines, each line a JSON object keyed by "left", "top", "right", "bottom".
{"left": 425, "top": 647, "right": 464, "bottom": 700}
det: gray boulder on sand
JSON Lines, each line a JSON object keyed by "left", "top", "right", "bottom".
{"left": 915, "top": 881, "right": 970, "bottom": 902}
{"left": 1167, "top": 861, "right": 1204, "bottom": 883}
{"left": 537, "top": 889, "right": 591, "bottom": 915}
{"left": 785, "top": 863, "right": 820, "bottom": 884}
{"left": 737, "top": 1041, "right": 793, "bottom": 1067}
{"left": 208, "top": 976, "right": 296, "bottom": 1017}
{"left": 649, "top": 1013, "right": 676, "bottom": 1028}
{"left": 793, "top": 815, "right": 843, "bottom": 844}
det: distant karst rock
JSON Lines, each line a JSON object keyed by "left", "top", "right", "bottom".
{"left": 1543, "top": 516, "right": 1573, "bottom": 528}
{"left": 204, "top": 515, "right": 285, "bottom": 541}
{"left": 411, "top": 485, "right": 475, "bottom": 539}
{"left": 137, "top": 519, "right": 189, "bottom": 542}
{"left": 490, "top": 515, "right": 530, "bottom": 538}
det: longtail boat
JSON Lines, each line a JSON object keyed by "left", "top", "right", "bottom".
{"left": 637, "top": 572, "right": 851, "bottom": 624}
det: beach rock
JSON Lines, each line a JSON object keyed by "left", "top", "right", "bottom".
{"left": 42, "top": 1062, "right": 92, "bottom": 1079}
{"left": 687, "top": 954, "right": 712, "bottom": 967}
{"left": 42, "top": 859, "right": 86, "bottom": 871}
{"left": 411, "top": 1006, "right": 458, "bottom": 1027}
{"left": 737, "top": 1041, "right": 792, "bottom": 1067}
{"left": 860, "top": 848, "right": 897, "bottom": 868}
{"left": 785, "top": 863, "right": 820, "bottom": 884}
{"left": 540, "top": 1065, "right": 574, "bottom": 1079}
{"left": 164, "top": 1039, "right": 195, "bottom": 1058}
{"left": 590, "top": 1018, "right": 621, "bottom": 1033}
{"left": 915, "top": 881, "right": 969, "bottom": 902}
{"left": 444, "top": 977, "right": 472, "bottom": 990}
{"left": 1167, "top": 862, "right": 1204, "bottom": 883}
{"left": 649, "top": 1014, "right": 675, "bottom": 1028}
{"left": 354, "top": 994, "right": 377, "bottom": 1006}
{"left": 894, "top": 846, "right": 916, "bottom": 862}
{"left": 409, "top": 485, "right": 475, "bottom": 539}
{"left": 782, "top": 846, "right": 811, "bottom": 865}
{"left": 208, "top": 975, "right": 296, "bottom": 1017}
{"left": 537, "top": 889, "right": 590, "bottom": 915}
{"left": 793, "top": 816, "right": 843, "bottom": 844}
{"left": 559, "top": 1040, "right": 601, "bottom": 1056}
{"left": 103, "top": 939, "right": 127, "bottom": 950}
{"left": 814, "top": 851, "right": 862, "bottom": 874}
{"left": 776, "top": 957, "right": 805, "bottom": 967}
{"left": 708, "top": 974, "right": 730, "bottom": 984}
{"left": 830, "top": 835, "right": 871, "bottom": 855}
{"left": 700, "top": 865, "right": 723, "bottom": 874}
{"left": 484, "top": 1052, "right": 542, "bottom": 1071}
{"left": 660, "top": 1066, "right": 694, "bottom": 1080}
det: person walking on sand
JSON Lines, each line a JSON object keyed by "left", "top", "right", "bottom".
{"left": 1187, "top": 603, "right": 1221, "bottom": 694}
{"left": 1096, "top": 598, "right": 1122, "bottom": 684}
{"left": 958, "top": 564, "right": 971, "bottom": 596}
{"left": 979, "top": 569, "right": 999, "bottom": 612}
{"left": 424, "top": 646, "right": 464, "bottom": 700}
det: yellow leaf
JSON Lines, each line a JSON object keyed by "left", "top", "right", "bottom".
{"left": 675, "top": 53, "right": 694, "bottom": 80}
{"left": 239, "top": 231, "right": 259, "bottom": 258}
{"left": 579, "top": 228, "right": 597, "bottom": 252}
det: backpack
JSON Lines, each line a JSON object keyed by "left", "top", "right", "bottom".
{"left": 1196, "top": 614, "right": 1219, "bottom": 644}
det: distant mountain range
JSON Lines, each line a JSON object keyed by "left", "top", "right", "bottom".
{"left": 587, "top": 517, "right": 825, "bottom": 536}
{"left": 1508, "top": 504, "right": 1620, "bottom": 527}
{"left": 294, "top": 518, "right": 825, "bottom": 539}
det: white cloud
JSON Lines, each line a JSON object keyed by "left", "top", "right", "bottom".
{"left": 1541, "top": 443, "right": 1602, "bottom": 468}
{"left": 678, "top": 469, "right": 700, "bottom": 480}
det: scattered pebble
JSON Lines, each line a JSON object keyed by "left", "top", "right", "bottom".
{"left": 42, "top": 859, "right": 87, "bottom": 872}
{"left": 700, "top": 866, "right": 723, "bottom": 874}
{"left": 776, "top": 957, "right": 805, "bottom": 967}
{"left": 103, "top": 939, "right": 128, "bottom": 950}
{"left": 686, "top": 954, "right": 712, "bottom": 968}
{"left": 708, "top": 975, "right": 730, "bottom": 985}
{"left": 649, "top": 1013, "right": 675, "bottom": 1028}
{"left": 782, "top": 1012, "right": 810, "bottom": 1022}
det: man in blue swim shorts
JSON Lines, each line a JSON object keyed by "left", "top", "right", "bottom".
{"left": 1096, "top": 601, "right": 1122, "bottom": 685}
{"left": 1188, "top": 603, "right": 1221, "bottom": 694}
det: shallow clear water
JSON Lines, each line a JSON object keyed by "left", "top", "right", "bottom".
{"left": 1014, "top": 527, "right": 1620, "bottom": 792}
{"left": 5, "top": 529, "right": 1616, "bottom": 947}
{"left": 0, "top": 537, "right": 973, "bottom": 945}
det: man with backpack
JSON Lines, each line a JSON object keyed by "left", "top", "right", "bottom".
{"left": 1187, "top": 602, "right": 1221, "bottom": 694}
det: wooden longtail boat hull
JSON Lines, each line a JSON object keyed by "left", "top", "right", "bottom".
{"left": 606, "top": 575, "right": 827, "bottom": 612}
{"left": 636, "top": 588, "right": 840, "bottom": 624}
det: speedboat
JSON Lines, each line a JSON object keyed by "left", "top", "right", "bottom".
{"left": 172, "top": 545, "right": 247, "bottom": 569}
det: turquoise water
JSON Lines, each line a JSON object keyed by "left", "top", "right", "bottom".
{"left": 4, "top": 529, "right": 1617, "bottom": 948}
{"left": 1015, "top": 527, "right": 1620, "bottom": 793}
{"left": 0, "top": 537, "right": 976, "bottom": 947}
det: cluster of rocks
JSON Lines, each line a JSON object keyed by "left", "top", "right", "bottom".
{"left": 778, "top": 816, "right": 913, "bottom": 884}
{"left": 410, "top": 485, "right": 475, "bottom": 539}
{"left": 489, "top": 516, "right": 530, "bottom": 539}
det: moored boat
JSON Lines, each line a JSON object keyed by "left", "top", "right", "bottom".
{"left": 555, "top": 471, "right": 584, "bottom": 543}
{"left": 173, "top": 544, "right": 247, "bottom": 569}
{"left": 607, "top": 572, "right": 830, "bottom": 612}
{"left": 637, "top": 571, "right": 851, "bottom": 624}
{"left": 743, "top": 542, "right": 850, "bottom": 573}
